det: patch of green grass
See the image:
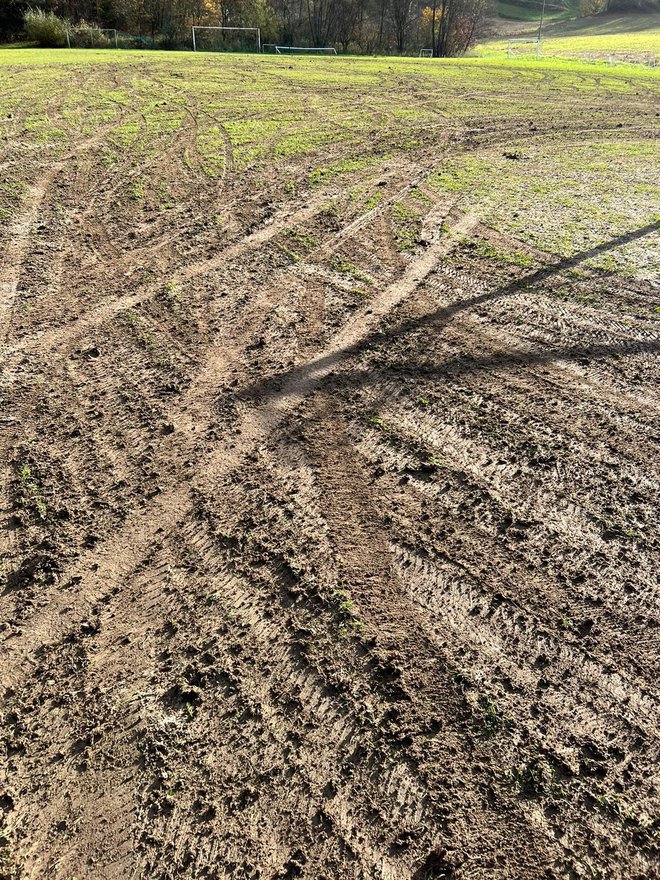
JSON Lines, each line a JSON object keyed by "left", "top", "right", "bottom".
{"left": 130, "top": 177, "right": 145, "bottom": 200}
{"left": 392, "top": 202, "right": 421, "bottom": 252}
{"left": 0, "top": 47, "right": 657, "bottom": 290}
{"left": 477, "top": 693, "right": 503, "bottom": 737}
{"left": 332, "top": 588, "right": 363, "bottom": 635}
{"left": 574, "top": 291, "right": 600, "bottom": 306}
{"left": 22, "top": 114, "right": 67, "bottom": 142}
{"left": 320, "top": 200, "right": 340, "bottom": 218}
{"left": 232, "top": 144, "right": 265, "bottom": 170}
{"left": 409, "top": 186, "right": 433, "bottom": 206}
{"left": 111, "top": 119, "right": 141, "bottom": 148}
{"left": 365, "top": 191, "right": 384, "bottom": 210}
{"left": 277, "top": 243, "right": 301, "bottom": 263}
{"left": 497, "top": 0, "right": 571, "bottom": 22}
{"left": 469, "top": 240, "right": 534, "bottom": 268}
{"left": 18, "top": 461, "right": 47, "bottom": 520}
{"left": 429, "top": 142, "right": 660, "bottom": 279}
{"left": 197, "top": 125, "right": 226, "bottom": 177}
{"left": 331, "top": 255, "right": 373, "bottom": 285}
{"left": 275, "top": 127, "right": 348, "bottom": 158}
{"left": 309, "top": 156, "right": 373, "bottom": 185}
{"left": 285, "top": 228, "right": 318, "bottom": 251}
{"left": 512, "top": 758, "right": 555, "bottom": 796}
{"left": 369, "top": 415, "right": 397, "bottom": 435}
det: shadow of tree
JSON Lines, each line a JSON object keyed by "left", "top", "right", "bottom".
{"left": 238, "top": 219, "right": 660, "bottom": 406}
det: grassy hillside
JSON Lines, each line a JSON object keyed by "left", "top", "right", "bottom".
{"left": 496, "top": 0, "right": 578, "bottom": 22}
{"left": 476, "top": 11, "right": 660, "bottom": 59}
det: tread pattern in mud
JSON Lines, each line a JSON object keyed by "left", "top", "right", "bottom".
{"left": 1, "top": 53, "right": 659, "bottom": 880}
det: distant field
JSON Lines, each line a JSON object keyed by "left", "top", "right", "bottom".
{"left": 496, "top": 0, "right": 576, "bottom": 21}
{"left": 1, "top": 47, "right": 659, "bottom": 880}
{"left": 477, "top": 12, "right": 660, "bottom": 61}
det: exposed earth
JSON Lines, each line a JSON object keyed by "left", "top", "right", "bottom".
{"left": 0, "top": 50, "right": 659, "bottom": 880}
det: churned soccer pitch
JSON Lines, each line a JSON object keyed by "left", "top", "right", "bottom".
{"left": 1, "top": 46, "right": 659, "bottom": 880}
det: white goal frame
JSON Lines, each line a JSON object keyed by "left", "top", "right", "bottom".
{"left": 274, "top": 45, "right": 337, "bottom": 55}
{"left": 192, "top": 26, "right": 261, "bottom": 53}
{"left": 419, "top": 48, "right": 433, "bottom": 58}
{"left": 66, "top": 27, "right": 118, "bottom": 48}
{"left": 100, "top": 28, "right": 119, "bottom": 48}
{"left": 507, "top": 38, "right": 542, "bottom": 59}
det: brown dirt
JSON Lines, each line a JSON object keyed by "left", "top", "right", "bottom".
{"left": 1, "top": 54, "right": 659, "bottom": 880}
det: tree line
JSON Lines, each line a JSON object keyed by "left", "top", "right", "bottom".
{"left": 2, "top": 0, "right": 491, "bottom": 56}
{"left": 2, "top": 0, "right": 652, "bottom": 55}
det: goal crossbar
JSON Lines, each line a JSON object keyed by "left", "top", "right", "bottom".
{"left": 192, "top": 26, "right": 261, "bottom": 53}
{"left": 274, "top": 45, "right": 337, "bottom": 55}
{"left": 506, "top": 38, "right": 542, "bottom": 59}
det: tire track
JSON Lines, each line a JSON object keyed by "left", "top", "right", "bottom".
{"left": 0, "top": 207, "right": 478, "bottom": 694}
{"left": 0, "top": 108, "right": 140, "bottom": 347}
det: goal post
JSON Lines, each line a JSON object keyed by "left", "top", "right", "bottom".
{"left": 419, "top": 48, "right": 432, "bottom": 58}
{"left": 274, "top": 45, "right": 337, "bottom": 55}
{"left": 506, "top": 38, "right": 542, "bottom": 60}
{"left": 192, "top": 26, "right": 261, "bottom": 53}
{"left": 100, "top": 28, "right": 119, "bottom": 49}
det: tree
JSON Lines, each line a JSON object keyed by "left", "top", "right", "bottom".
{"left": 334, "top": 0, "right": 363, "bottom": 50}
{"left": 270, "top": 0, "right": 305, "bottom": 44}
{"left": 0, "top": 0, "right": 32, "bottom": 41}
{"left": 306, "top": 0, "right": 337, "bottom": 45}
{"left": 422, "top": 0, "right": 484, "bottom": 57}
{"left": 5, "top": 0, "right": 486, "bottom": 53}
{"left": 389, "top": 0, "right": 412, "bottom": 52}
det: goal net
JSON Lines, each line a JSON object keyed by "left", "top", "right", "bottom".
{"left": 419, "top": 48, "right": 433, "bottom": 58}
{"left": 192, "top": 26, "right": 261, "bottom": 53}
{"left": 506, "top": 38, "right": 542, "bottom": 59}
{"left": 67, "top": 27, "right": 118, "bottom": 48}
{"left": 274, "top": 46, "right": 337, "bottom": 55}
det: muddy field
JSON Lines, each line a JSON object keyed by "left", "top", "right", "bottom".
{"left": 0, "top": 50, "right": 659, "bottom": 880}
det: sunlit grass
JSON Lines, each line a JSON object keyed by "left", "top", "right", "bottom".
{"left": 428, "top": 140, "right": 660, "bottom": 278}
{"left": 475, "top": 12, "right": 660, "bottom": 61}
{"left": 0, "top": 47, "right": 657, "bottom": 279}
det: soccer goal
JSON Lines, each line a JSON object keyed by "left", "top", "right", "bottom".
{"left": 419, "top": 48, "right": 433, "bottom": 58}
{"left": 100, "top": 28, "right": 119, "bottom": 48}
{"left": 274, "top": 46, "right": 337, "bottom": 55}
{"left": 192, "top": 26, "right": 261, "bottom": 53}
{"left": 66, "top": 27, "right": 118, "bottom": 49}
{"left": 506, "top": 38, "right": 542, "bottom": 59}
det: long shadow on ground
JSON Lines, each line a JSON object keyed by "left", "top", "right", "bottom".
{"left": 238, "top": 219, "right": 660, "bottom": 405}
